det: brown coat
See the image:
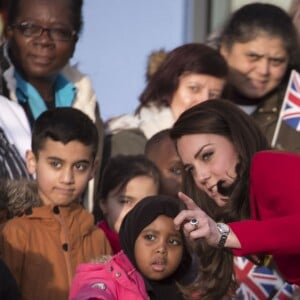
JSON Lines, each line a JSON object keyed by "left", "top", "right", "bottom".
{"left": 0, "top": 203, "right": 112, "bottom": 300}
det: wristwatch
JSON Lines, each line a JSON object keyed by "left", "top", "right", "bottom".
{"left": 216, "top": 223, "right": 230, "bottom": 248}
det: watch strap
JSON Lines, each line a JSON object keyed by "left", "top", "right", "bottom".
{"left": 218, "top": 234, "right": 228, "bottom": 248}
{"left": 216, "top": 223, "right": 230, "bottom": 248}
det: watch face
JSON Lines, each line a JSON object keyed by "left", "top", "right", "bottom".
{"left": 216, "top": 223, "right": 230, "bottom": 248}
{"left": 217, "top": 223, "right": 230, "bottom": 234}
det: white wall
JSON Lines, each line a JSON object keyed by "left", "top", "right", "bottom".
{"left": 231, "top": 0, "right": 292, "bottom": 11}
{"left": 72, "top": 1, "right": 187, "bottom": 121}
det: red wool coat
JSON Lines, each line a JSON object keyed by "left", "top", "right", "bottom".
{"left": 230, "top": 150, "right": 300, "bottom": 285}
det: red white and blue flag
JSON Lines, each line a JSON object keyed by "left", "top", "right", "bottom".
{"left": 281, "top": 70, "right": 300, "bottom": 131}
{"left": 272, "top": 70, "right": 300, "bottom": 147}
{"left": 234, "top": 257, "right": 297, "bottom": 300}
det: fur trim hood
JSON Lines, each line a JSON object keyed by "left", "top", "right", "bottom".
{"left": 106, "top": 103, "right": 175, "bottom": 139}
{"left": 0, "top": 179, "right": 41, "bottom": 218}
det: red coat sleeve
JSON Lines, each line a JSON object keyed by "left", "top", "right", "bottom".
{"left": 230, "top": 150, "right": 300, "bottom": 256}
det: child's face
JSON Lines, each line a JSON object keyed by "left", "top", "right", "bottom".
{"left": 134, "top": 215, "right": 183, "bottom": 280}
{"left": 150, "top": 138, "right": 183, "bottom": 197}
{"left": 26, "top": 138, "right": 96, "bottom": 206}
{"left": 101, "top": 175, "right": 159, "bottom": 233}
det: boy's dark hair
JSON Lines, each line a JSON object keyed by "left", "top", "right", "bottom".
{"left": 31, "top": 107, "right": 98, "bottom": 159}
{"left": 7, "top": 0, "right": 83, "bottom": 34}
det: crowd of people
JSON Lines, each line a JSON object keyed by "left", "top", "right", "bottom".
{"left": 0, "top": 0, "right": 300, "bottom": 299}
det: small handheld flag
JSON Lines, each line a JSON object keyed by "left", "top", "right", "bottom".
{"left": 271, "top": 70, "right": 300, "bottom": 147}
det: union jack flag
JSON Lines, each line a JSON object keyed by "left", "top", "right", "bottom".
{"left": 281, "top": 70, "right": 300, "bottom": 131}
{"left": 233, "top": 257, "right": 297, "bottom": 300}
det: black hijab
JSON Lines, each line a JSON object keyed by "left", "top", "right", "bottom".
{"left": 119, "top": 195, "right": 190, "bottom": 300}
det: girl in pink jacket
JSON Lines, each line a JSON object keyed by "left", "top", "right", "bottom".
{"left": 69, "top": 195, "right": 192, "bottom": 300}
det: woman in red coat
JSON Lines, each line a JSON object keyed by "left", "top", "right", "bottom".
{"left": 170, "top": 99, "right": 300, "bottom": 299}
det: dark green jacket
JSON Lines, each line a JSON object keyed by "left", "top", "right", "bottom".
{"left": 223, "top": 81, "right": 300, "bottom": 154}
{"left": 252, "top": 88, "right": 300, "bottom": 153}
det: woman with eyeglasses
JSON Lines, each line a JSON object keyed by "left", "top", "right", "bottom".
{"left": 0, "top": 0, "right": 104, "bottom": 209}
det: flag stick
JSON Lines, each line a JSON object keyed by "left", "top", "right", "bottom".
{"left": 271, "top": 70, "right": 295, "bottom": 148}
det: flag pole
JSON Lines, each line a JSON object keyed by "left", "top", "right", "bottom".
{"left": 271, "top": 70, "right": 295, "bottom": 148}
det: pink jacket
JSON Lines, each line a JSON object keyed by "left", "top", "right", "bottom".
{"left": 69, "top": 251, "right": 148, "bottom": 300}
{"left": 231, "top": 151, "right": 300, "bottom": 285}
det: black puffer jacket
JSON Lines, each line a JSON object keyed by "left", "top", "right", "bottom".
{"left": 0, "top": 258, "right": 20, "bottom": 300}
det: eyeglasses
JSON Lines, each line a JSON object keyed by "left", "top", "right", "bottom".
{"left": 11, "top": 22, "right": 77, "bottom": 42}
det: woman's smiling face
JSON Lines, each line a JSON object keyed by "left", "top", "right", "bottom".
{"left": 6, "top": 0, "right": 76, "bottom": 81}
{"left": 176, "top": 133, "right": 239, "bottom": 207}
